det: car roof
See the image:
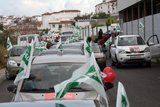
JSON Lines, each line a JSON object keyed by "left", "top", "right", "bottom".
{"left": 0, "top": 100, "right": 97, "bottom": 107}
{"left": 32, "top": 54, "right": 87, "bottom": 64}
{"left": 39, "top": 49, "right": 84, "bottom": 56}
{"left": 119, "top": 35, "right": 140, "bottom": 38}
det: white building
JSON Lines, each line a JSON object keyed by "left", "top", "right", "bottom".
{"left": 41, "top": 10, "right": 81, "bottom": 32}
{"left": 95, "top": 0, "right": 117, "bottom": 16}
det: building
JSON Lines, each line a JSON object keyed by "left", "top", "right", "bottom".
{"left": 118, "top": 0, "right": 160, "bottom": 40}
{"left": 95, "top": 0, "right": 117, "bottom": 16}
{"left": 41, "top": 10, "right": 81, "bottom": 32}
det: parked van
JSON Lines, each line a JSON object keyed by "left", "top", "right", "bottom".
{"left": 17, "top": 34, "right": 40, "bottom": 45}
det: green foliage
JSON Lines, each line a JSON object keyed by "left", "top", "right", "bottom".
{"left": 0, "top": 45, "right": 7, "bottom": 68}
{"left": 106, "top": 15, "right": 117, "bottom": 26}
{"left": 91, "top": 12, "right": 110, "bottom": 19}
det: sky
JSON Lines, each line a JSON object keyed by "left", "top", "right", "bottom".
{"left": 0, "top": 0, "right": 102, "bottom": 16}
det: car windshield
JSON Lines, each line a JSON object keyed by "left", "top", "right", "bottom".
{"left": 118, "top": 36, "right": 146, "bottom": 46}
{"left": 21, "top": 63, "right": 93, "bottom": 92}
{"left": 10, "top": 46, "right": 26, "bottom": 57}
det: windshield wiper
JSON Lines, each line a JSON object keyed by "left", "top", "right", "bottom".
{"left": 69, "top": 87, "right": 90, "bottom": 92}
{"left": 21, "top": 88, "right": 49, "bottom": 93}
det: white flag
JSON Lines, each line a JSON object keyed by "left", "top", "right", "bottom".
{"left": 54, "top": 53, "right": 108, "bottom": 106}
{"left": 6, "top": 36, "right": 12, "bottom": 51}
{"left": 116, "top": 82, "right": 130, "bottom": 107}
{"left": 14, "top": 41, "right": 34, "bottom": 85}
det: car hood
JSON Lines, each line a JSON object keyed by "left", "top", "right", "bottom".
{"left": 117, "top": 45, "right": 148, "bottom": 52}
{"left": 16, "top": 91, "right": 98, "bottom": 102}
{"left": 0, "top": 100, "right": 97, "bottom": 107}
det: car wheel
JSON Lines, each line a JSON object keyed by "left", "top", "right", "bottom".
{"left": 5, "top": 69, "right": 11, "bottom": 80}
{"left": 111, "top": 60, "right": 115, "bottom": 66}
{"left": 115, "top": 55, "right": 121, "bottom": 68}
{"left": 146, "top": 61, "right": 151, "bottom": 67}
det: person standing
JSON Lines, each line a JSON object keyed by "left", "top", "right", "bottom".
{"left": 98, "top": 29, "right": 103, "bottom": 40}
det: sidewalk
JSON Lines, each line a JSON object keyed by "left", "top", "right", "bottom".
{"left": 0, "top": 68, "right": 5, "bottom": 83}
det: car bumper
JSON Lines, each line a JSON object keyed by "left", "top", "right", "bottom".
{"left": 117, "top": 52, "right": 151, "bottom": 64}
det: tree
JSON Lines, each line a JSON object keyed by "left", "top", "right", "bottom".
{"left": 106, "top": 15, "right": 117, "bottom": 31}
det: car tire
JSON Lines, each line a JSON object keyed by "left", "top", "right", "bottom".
{"left": 146, "top": 61, "right": 151, "bottom": 67}
{"left": 111, "top": 60, "right": 115, "bottom": 66}
{"left": 5, "top": 69, "right": 11, "bottom": 80}
{"left": 115, "top": 55, "right": 121, "bottom": 68}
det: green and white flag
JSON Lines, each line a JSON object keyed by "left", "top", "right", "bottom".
{"left": 139, "top": 22, "right": 144, "bottom": 37}
{"left": 84, "top": 39, "right": 92, "bottom": 57}
{"left": 14, "top": 41, "right": 34, "bottom": 85}
{"left": 73, "top": 25, "right": 81, "bottom": 37}
{"left": 6, "top": 36, "right": 13, "bottom": 51}
{"left": 35, "top": 47, "right": 47, "bottom": 52}
{"left": 54, "top": 53, "right": 108, "bottom": 106}
{"left": 116, "top": 82, "right": 130, "bottom": 107}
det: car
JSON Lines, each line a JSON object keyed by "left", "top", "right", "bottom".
{"left": 92, "top": 43, "right": 107, "bottom": 70}
{"left": 0, "top": 100, "right": 106, "bottom": 107}
{"left": 5, "top": 45, "right": 41, "bottom": 79}
{"left": 110, "top": 35, "right": 151, "bottom": 67}
{"left": 7, "top": 54, "right": 113, "bottom": 106}
{"left": 5, "top": 45, "right": 27, "bottom": 79}
{"left": 147, "top": 34, "right": 160, "bottom": 59}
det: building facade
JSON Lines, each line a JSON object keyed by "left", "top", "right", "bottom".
{"left": 118, "top": 0, "right": 160, "bottom": 40}
{"left": 95, "top": 0, "right": 117, "bottom": 16}
{"left": 41, "top": 10, "right": 81, "bottom": 32}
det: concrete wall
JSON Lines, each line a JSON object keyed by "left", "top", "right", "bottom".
{"left": 121, "top": 13, "right": 160, "bottom": 42}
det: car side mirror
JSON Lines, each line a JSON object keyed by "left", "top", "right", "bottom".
{"left": 104, "top": 82, "right": 114, "bottom": 91}
{"left": 7, "top": 85, "right": 17, "bottom": 93}
{"left": 111, "top": 44, "right": 116, "bottom": 48}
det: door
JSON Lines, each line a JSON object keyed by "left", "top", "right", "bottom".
{"left": 147, "top": 35, "right": 160, "bottom": 59}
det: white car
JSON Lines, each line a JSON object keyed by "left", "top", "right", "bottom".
{"left": 110, "top": 35, "right": 151, "bottom": 67}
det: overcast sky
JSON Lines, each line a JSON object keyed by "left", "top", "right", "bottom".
{"left": 0, "top": 0, "right": 102, "bottom": 16}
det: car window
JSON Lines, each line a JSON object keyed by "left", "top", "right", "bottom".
{"left": 10, "top": 46, "right": 27, "bottom": 57}
{"left": 118, "top": 36, "right": 145, "bottom": 46}
{"left": 21, "top": 63, "right": 93, "bottom": 92}
{"left": 92, "top": 45, "right": 101, "bottom": 53}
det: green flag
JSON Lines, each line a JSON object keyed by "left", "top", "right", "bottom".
{"left": 14, "top": 41, "right": 34, "bottom": 84}
{"left": 6, "top": 36, "right": 12, "bottom": 51}
{"left": 54, "top": 53, "right": 108, "bottom": 106}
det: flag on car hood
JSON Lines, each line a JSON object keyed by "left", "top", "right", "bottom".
{"left": 116, "top": 82, "right": 130, "bottom": 107}
{"left": 14, "top": 41, "right": 34, "bottom": 84}
{"left": 54, "top": 53, "right": 108, "bottom": 106}
{"left": 6, "top": 36, "right": 12, "bottom": 51}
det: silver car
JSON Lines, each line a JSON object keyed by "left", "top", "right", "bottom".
{"left": 8, "top": 54, "right": 109, "bottom": 106}
{"left": 0, "top": 100, "right": 105, "bottom": 107}
{"left": 5, "top": 45, "right": 27, "bottom": 79}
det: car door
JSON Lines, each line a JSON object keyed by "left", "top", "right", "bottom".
{"left": 147, "top": 35, "right": 160, "bottom": 59}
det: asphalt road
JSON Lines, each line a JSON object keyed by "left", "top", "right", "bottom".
{"left": 106, "top": 59, "right": 160, "bottom": 107}
{"left": 0, "top": 59, "right": 160, "bottom": 107}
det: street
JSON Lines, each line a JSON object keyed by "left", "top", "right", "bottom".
{"left": 0, "top": 58, "right": 160, "bottom": 107}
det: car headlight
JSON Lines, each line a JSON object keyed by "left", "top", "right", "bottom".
{"left": 118, "top": 49, "right": 126, "bottom": 54}
{"left": 8, "top": 60, "right": 17, "bottom": 67}
{"left": 144, "top": 47, "right": 150, "bottom": 52}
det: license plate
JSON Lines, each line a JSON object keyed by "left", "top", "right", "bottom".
{"left": 130, "top": 56, "right": 140, "bottom": 59}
